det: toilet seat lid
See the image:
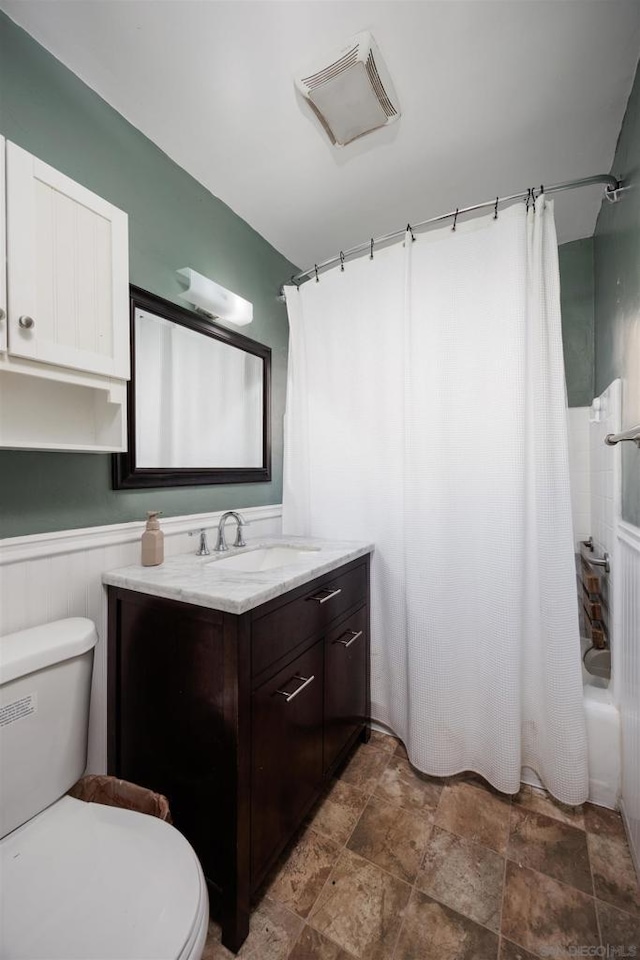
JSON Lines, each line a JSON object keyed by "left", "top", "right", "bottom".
{"left": 0, "top": 796, "right": 205, "bottom": 960}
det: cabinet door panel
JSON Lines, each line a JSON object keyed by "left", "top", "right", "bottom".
{"left": 115, "top": 597, "right": 226, "bottom": 884}
{"left": 251, "top": 641, "right": 323, "bottom": 885}
{"left": 6, "top": 142, "right": 129, "bottom": 378}
{"left": 324, "top": 606, "right": 368, "bottom": 773}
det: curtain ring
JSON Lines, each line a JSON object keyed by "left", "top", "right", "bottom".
{"left": 314, "top": 264, "right": 319, "bottom": 283}
{"left": 525, "top": 188, "right": 531, "bottom": 212}
{"left": 494, "top": 197, "right": 499, "bottom": 220}
{"left": 340, "top": 251, "right": 345, "bottom": 272}
{"left": 370, "top": 238, "right": 374, "bottom": 260}
{"left": 407, "top": 223, "right": 416, "bottom": 242}
{"left": 452, "top": 208, "right": 459, "bottom": 232}
{"left": 290, "top": 274, "right": 301, "bottom": 290}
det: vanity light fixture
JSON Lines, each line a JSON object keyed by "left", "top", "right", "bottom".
{"left": 177, "top": 268, "right": 253, "bottom": 326}
{"left": 295, "top": 31, "right": 401, "bottom": 147}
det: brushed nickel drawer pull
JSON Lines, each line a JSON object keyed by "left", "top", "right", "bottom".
{"left": 308, "top": 587, "right": 342, "bottom": 604}
{"left": 275, "top": 674, "right": 315, "bottom": 703}
{"left": 336, "top": 629, "right": 362, "bottom": 648}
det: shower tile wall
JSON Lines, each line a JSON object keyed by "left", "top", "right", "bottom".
{"left": 567, "top": 407, "right": 591, "bottom": 548}
{"left": 566, "top": 381, "right": 621, "bottom": 577}
{"left": 589, "top": 380, "right": 622, "bottom": 561}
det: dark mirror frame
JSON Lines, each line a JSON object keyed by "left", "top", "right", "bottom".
{"left": 113, "top": 286, "right": 271, "bottom": 489}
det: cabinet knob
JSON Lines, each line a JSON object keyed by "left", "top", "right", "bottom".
{"left": 18, "top": 315, "right": 35, "bottom": 330}
{"left": 0, "top": 307, "right": 5, "bottom": 321}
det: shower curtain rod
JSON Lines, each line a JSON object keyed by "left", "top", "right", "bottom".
{"left": 283, "top": 173, "right": 622, "bottom": 292}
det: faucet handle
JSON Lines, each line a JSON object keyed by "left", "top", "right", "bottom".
{"left": 234, "top": 517, "right": 250, "bottom": 548}
{"left": 189, "top": 528, "right": 211, "bottom": 556}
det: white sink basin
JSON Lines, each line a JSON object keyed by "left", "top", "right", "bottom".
{"left": 206, "top": 546, "right": 319, "bottom": 573}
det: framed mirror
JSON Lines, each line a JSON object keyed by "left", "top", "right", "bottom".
{"left": 113, "top": 286, "right": 271, "bottom": 488}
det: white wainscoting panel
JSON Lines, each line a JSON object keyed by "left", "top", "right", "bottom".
{"left": 617, "top": 520, "right": 640, "bottom": 873}
{"left": 0, "top": 505, "right": 283, "bottom": 774}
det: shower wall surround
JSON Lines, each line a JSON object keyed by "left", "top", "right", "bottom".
{"left": 590, "top": 380, "right": 622, "bottom": 568}
{"left": 0, "top": 12, "right": 296, "bottom": 538}
{"left": 567, "top": 407, "right": 591, "bottom": 547}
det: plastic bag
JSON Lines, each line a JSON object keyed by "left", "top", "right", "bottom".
{"left": 68, "top": 774, "right": 172, "bottom": 823}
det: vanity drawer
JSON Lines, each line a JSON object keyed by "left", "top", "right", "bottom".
{"left": 251, "top": 561, "right": 367, "bottom": 679}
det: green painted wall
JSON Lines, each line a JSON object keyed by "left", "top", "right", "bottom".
{"left": 0, "top": 12, "right": 297, "bottom": 538}
{"left": 594, "top": 58, "right": 640, "bottom": 527}
{"left": 559, "top": 238, "right": 595, "bottom": 407}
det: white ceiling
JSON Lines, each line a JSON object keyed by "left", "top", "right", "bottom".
{"left": 3, "top": 1, "right": 639, "bottom": 271}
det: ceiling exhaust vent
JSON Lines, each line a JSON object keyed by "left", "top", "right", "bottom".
{"left": 295, "top": 32, "right": 400, "bottom": 147}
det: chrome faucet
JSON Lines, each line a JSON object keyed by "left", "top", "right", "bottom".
{"left": 215, "top": 511, "right": 248, "bottom": 552}
{"left": 189, "top": 528, "right": 211, "bottom": 556}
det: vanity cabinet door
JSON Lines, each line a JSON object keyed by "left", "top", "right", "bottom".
{"left": 6, "top": 141, "right": 129, "bottom": 379}
{"left": 324, "top": 606, "right": 368, "bottom": 774}
{"left": 251, "top": 641, "right": 324, "bottom": 885}
{"left": 111, "top": 594, "right": 228, "bottom": 885}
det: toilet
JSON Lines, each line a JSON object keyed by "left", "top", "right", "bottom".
{"left": 0, "top": 618, "right": 209, "bottom": 960}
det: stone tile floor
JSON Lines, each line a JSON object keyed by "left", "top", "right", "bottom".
{"left": 203, "top": 730, "right": 640, "bottom": 960}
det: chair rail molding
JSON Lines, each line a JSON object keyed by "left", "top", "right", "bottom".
{"left": 0, "top": 504, "right": 283, "bottom": 564}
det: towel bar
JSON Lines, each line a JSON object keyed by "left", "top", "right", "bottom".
{"left": 604, "top": 424, "right": 640, "bottom": 447}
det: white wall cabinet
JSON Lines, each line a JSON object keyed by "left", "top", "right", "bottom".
{"left": 0, "top": 138, "right": 130, "bottom": 452}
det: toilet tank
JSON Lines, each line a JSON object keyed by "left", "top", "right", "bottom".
{"left": 0, "top": 618, "right": 97, "bottom": 839}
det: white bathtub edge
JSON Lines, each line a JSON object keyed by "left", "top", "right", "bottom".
{"left": 583, "top": 680, "right": 621, "bottom": 810}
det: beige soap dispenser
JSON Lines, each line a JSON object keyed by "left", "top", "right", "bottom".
{"left": 141, "top": 511, "right": 164, "bottom": 566}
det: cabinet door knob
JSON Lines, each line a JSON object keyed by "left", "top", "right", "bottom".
{"left": 0, "top": 307, "right": 5, "bottom": 321}
{"left": 18, "top": 315, "right": 35, "bottom": 329}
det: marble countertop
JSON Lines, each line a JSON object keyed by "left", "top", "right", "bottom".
{"left": 102, "top": 536, "right": 374, "bottom": 614}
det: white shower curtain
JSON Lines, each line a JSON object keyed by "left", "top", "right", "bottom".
{"left": 283, "top": 198, "right": 589, "bottom": 804}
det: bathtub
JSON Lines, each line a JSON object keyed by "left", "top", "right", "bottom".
{"left": 521, "top": 646, "right": 621, "bottom": 809}
{"left": 582, "top": 660, "right": 621, "bottom": 809}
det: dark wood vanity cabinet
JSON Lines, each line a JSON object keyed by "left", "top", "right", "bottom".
{"left": 107, "top": 553, "right": 370, "bottom": 953}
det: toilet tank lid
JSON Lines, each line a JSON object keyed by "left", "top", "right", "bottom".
{"left": 0, "top": 618, "right": 97, "bottom": 685}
